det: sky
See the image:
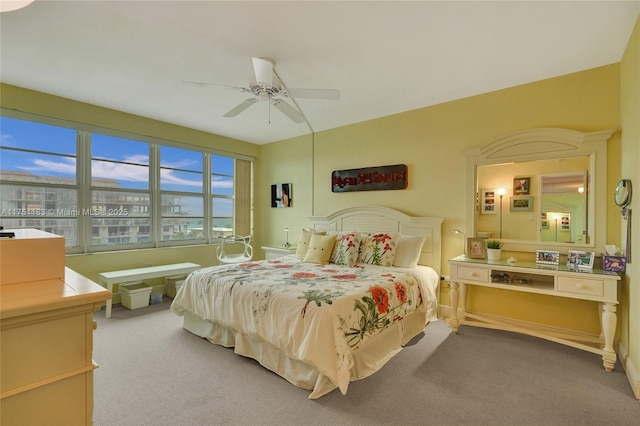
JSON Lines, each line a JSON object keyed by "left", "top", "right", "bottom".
{"left": 0, "top": 116, "right": 233, "bottom": 195}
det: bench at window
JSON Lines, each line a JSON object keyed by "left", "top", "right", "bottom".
{"left": 98, "top": 262, "right": 201, "bottom": 318}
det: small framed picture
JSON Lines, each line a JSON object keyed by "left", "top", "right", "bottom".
{"left": 481, "top": 189, "right": 497, "bottom": 215}
{"left": 271, "top": 183, "right": 292, "bottom": 208}
{"left": 567, "top": 250, "right": 595, "bottom": 270}
{"left": 513, "top": 177, "right": 530, "bottom": 195}
{"left": 468, "top": 238, "right": 486, "bottom": 259}
{"left": 541, "top": 219, "right": 550, "bottom": 230}
{"left": 536, "top": 250, "right": 560, "bottom": 266}
{"left": 560, "top": 215, "right": 570, "bottom": 231}
{"left": 510, "top": 196, "right": 533, "bottom": 212}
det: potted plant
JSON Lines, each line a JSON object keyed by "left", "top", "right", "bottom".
{"left": 486, "top": 239, "right": 503, "bottom": 261}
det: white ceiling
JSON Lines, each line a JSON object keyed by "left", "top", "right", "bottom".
{"left": 1, "top": 1, "right": 638, "bottom": 145}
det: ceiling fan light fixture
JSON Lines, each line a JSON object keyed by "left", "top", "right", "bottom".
{"left": 186, "top": 56, "right": 339, "bottom": 124}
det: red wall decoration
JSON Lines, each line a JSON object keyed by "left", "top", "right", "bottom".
{"left": 331, "top": 164, "right": 408, "bottom": 193}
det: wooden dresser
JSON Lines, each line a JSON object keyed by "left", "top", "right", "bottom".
{"left": 0, "top": 229, "right": 110, "bottom": 425}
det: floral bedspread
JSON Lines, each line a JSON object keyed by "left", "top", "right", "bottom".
{"left": 170, "top": 255, "right": 437, "bottom": 395}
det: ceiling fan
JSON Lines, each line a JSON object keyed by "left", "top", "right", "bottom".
{"left": 184, "top": 57, "right": 340, "bottom": 124}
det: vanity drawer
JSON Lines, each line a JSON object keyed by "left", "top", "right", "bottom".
{"left": 457, "top": 266, "right": 490, "bottom": 283}
{"left": 557, "top": 277, "right": 604, "bottom": 297}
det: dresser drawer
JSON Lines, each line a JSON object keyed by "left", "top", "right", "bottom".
{"left": 557, "top": 277, "right": 604, "bottom": 297}
{"left": 457, "top": 266, "right": 490, "bottom": 283}
{"left": 1, "top": 313, "right": 89, "bottom": 392}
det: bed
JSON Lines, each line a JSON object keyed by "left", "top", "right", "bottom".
{"left": 170, "top": 206, "right": 443, "bottom": 399}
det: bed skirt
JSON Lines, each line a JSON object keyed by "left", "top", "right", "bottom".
{"left": 182, "top": 309, "right": 429, "bottom": 399}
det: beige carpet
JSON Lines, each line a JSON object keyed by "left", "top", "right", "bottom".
{"left": 93, "top": 298, "right": 640, "bottom": 425}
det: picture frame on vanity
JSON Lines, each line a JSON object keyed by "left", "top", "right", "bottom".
{"left": 468, "top": 237, "right": 486, "bottom": 259}
{"left": 567, "top": 250, "right": 595, "bottom": 270}
{"left": 481, "top": 189, "right": 497, "bottom": 214}
{"left": 536, "top": 249, "right": 560, "bottom": 266}
{"left": 510, "top": 196, "right": 533, "bottom": 212}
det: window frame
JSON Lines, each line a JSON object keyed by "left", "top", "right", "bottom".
{"left": 0, "top": 108, "right": 254, "bottom": 254}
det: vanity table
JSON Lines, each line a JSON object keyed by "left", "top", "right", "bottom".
{"left": 448, "top": 257, "right": 620, "bottom": 371}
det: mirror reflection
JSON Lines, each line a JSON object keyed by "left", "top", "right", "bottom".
{"left": 540, "top": 172, "right": 587, "bottom": 243}
{"left": 476, "top": 156, "right": 590, "bottom": 243}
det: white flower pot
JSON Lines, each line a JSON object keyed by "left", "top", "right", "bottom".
{"left": 487, "top": 248, "right": 502, "bottom": 261}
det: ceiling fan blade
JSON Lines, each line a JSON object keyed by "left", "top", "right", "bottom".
{"left": 286, "top": 88, "right": 340, "bottom": 100}
{"left": 223, "top": 98, "right": 258, "bottom": 118}
{"left": 272, "top": 99, "right": 305, "bottom": 123}
{"left": 252, "top": 57, "right": 273, "bottom": 86}
{"left": 183, "top": 81, "right": 250, "bottom": 93}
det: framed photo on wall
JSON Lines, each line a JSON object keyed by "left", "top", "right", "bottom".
{"left": 481, "top": 189, "right": 497, "bottom": 215}
{"left": 510, "top": 196, "right": 533, "bottom": 212}
{"left": 271, "top": 183, "right": 292, "bottom": 208}
{"left": 467, "top": 238, "right": 486, "bottom": 259}
{"left": 513, "top": 177, "right": 530, "bottom": 195}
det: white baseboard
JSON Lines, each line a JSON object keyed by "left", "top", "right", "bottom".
{"left": 618, "top": 340, "right": 640, "bottom": 399}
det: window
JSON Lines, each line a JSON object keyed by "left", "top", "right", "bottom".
{"left": 160, "top": 146, "right": 204, "bottom": 243}
{"left": 90, "top": 133, "right": 152, "bottom": 249}
{"left": 212, "top": 155, "right": 234, "bottom": 238}
{"left": 0, "top": 117, "right": 79, "bottom": 247}
{"left": 0, "top": 112, "right": 253, "bottom": 253}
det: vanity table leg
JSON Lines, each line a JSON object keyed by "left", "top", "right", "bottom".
{"left": 601, "top": 302, "right": 617, "bottom": 371}
{"left": 460, "top": 283, "right": 468, "bottom": 319}
{"left": 450, "top": 281, "right": 460, "bottom": 332}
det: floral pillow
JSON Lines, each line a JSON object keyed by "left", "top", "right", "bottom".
{"left": 330, "top": 232, "right": 362, "bottom": 267}
{"left": 357, "top": 232, "right": 399, "bottom": 266}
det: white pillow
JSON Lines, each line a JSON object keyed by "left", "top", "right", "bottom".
{"left": 330, "top": 231, "right": 362, "bottom": 267}
{"left": 303, "top": 234, "right": 337, "bottom": 264}
{"left": 357, "top": 232, "right": 399, "bottom": 266}
{"left": 295, "top": 229, "right": 326, "bottom": 257}
{"left": 393, "top": 234, "right": 426, "bottom": 268}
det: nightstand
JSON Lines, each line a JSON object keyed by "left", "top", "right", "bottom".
{"left": 262, "top": 245, "right": 297, "bottom": 260}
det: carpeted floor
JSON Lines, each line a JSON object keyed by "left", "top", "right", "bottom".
{"left": 93, "top": 299, "right": 640, "bottom": 426}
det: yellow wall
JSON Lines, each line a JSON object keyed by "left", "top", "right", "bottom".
{"left": 257, "top": 64, "right": 621, "bottom": 336}
{"left": 619, "top": 15, "right": 640, "bottom": 398}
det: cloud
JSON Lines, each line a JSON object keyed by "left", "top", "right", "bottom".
{"left": 16, "top": 154, "right": 232, "bottom": 190}
{"left": 160, "top": 169, "right": 202, "bottom": 187}
{"left": 22, "top": 158, "right": 76, "bottom": 175}
{"left": 1, "top": 134, "right": 18, "bottom": 147}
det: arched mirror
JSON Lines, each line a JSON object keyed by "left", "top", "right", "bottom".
{"left": 465, "top": 128, "right": 614, "bottom": 254}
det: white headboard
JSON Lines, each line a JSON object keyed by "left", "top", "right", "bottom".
{"left": 309, "top": 206, "right": 443, "bottom": 274}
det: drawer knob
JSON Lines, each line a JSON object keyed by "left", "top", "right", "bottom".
{"left": 575, "top": 283, "right": 585, "bottom": 289}
{"left": 471, "top": 272, "right": 478, "bottom": 277}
